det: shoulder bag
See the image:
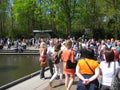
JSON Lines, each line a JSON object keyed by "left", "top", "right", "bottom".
{"left": 66, "top": 50, "right": 77, "bottom": 69}
{"left": 110, "top": 61, "right": 120, "bottom": 90}
{"left": 40, "top": 61, "right": 47, "bottom": 67}
{"left": 84, "top": 60, "right": 94, "bottom": 74}
{"left": 84, "top": 59, "right": 99, "bottom": 89}
{"left": 52, "top": 50, "right": 63, "bottom": 64}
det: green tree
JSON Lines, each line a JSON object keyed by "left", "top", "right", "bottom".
{"left": 0, "top": 0, "right": 10, "bottom": 38}
{"left": 100, "top": 0, "right": 120, "bottom": 39}
{"left": 13, "top": 0, "right": 39, "bottom": 38}
{"left": 1, "top": 0, "right": 120, "bottom": 39}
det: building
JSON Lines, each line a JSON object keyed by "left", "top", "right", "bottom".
{"left": 33, "top": 30, "right": 52, "bottom": 38}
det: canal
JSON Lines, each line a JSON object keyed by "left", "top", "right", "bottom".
{"left": 0, "top": 54, "right": 40, "bottom": 87}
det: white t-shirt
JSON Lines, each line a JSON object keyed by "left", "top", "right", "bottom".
{"left": 100, "top": 61, "right": 120, "bottom": 86}
{"left": 47, "top": 46, "right": 54, "bottom": 60}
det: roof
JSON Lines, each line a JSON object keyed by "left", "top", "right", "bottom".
{"left": 33, "top": 30, "right": 52, "bottom": 33}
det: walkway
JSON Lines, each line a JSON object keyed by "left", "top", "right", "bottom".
{"left": 7, "top": 70, "right": 51, "bottom": 90}
{"left": 6, "top": 69, "right": 78, "bottom": 90}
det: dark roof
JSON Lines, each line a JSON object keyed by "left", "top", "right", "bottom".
{"left": 33, "top": 30, "right": 52, "bottom": 33}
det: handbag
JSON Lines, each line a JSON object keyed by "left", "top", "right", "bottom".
{"left": 52, "top": 51, "right": 62, "bottom": 64}
{"left": 110, "top": 62, "right": 120, "bottom": 90}
{"left": 52, "top": 55, "right": 59, "bottom": 64}
{"left": 40, "top": 61, "right": 47, "bottom": 67}
{"left": 66, "top": 50, "right": 76, "bottom": 69}
{"left": 110, "top": 74, "right": 120, "bottom": 90}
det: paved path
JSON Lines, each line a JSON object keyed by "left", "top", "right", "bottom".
{"left": 6, "top": 69, "right": 78, "bottom": 90}
{"left": 6, "top": 71, "right": 78, "bottom": 90}
{"left": 43, "top": 77, "right": 78, "bottom": 90}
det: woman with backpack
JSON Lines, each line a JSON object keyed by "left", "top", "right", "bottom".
{"left": 49, "top": 42, "right": 63, "bottom": 87}
{"left": 61, "top": 39, "right": 76, "bottom": 90}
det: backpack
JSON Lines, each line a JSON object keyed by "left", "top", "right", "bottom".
{"left": 52, "top": 50, "right": 62, "bottom": 64}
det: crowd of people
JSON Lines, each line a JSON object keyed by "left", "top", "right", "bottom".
{"left": 38, "top": 37, "right": 120, "bottom": 90}
{"left": 0, "top": 38, "right": 49, "bottom": 52}
{"left": 1, "top": 37, "right": 120, "bottom": 90}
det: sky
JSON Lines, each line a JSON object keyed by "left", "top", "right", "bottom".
{"left": 10, "top": 0, "right": 13, "bottom": 6}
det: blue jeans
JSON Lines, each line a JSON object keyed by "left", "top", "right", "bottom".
{"left": 40, "top": 60, "right": 54, "bottom": 78}
{"left": 48, "top": 60, "right": 54, "bottom": 77}
{"left": 40, "top": 67, "right": 45, "bottom": 78}
{"left": 77, "top": 74, "right": 99, "bottom": 90}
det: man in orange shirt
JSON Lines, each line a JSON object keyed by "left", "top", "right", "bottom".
{"left": 76, "top": 48, "right": 100, "bottom": 90}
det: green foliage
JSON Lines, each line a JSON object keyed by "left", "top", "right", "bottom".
{"left": 0, "top": 0, "right": 120, "bottom": 39}
{"left": 0, "top": 0, "right": 10, "bottom": 38}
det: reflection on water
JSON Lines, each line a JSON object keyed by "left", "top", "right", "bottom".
{"left": 0, "top": 65, "right": 18, "bottom": 72}
{"left": 0, "top": 55, "right": 40, "bottom": 87}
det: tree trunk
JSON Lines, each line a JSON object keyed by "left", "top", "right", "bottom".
{"left": 66, "top": 19, "right": 71, "bottom": 36}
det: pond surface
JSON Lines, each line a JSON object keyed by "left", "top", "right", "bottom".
{"left": 0, "top": 55, "right": 40, "bottom": 87}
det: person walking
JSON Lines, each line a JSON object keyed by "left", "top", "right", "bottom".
{"left": 76, "top": 48, "right": 100, "bottom": 90}
{"left": 47, "top": 39, "right": 55, "bottom": 78}
{"left": 39, "top": 42, "right": 47, "bottom": 79}
{"left": 49, "top": 42, "right": 63, "bottom": 87}
{"left": 61, "top": 39, "right": 76, "bottom": 90}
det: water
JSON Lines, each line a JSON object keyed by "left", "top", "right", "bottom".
{"left": 0, "top": 54, "right": 40, "bottom": 87}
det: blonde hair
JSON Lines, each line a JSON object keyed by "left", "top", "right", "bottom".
{"left": 65, "top": 40, "right": 72, "bottom": 49}
{"left": 40, "top": 42, "right": 47, "bottom": 48}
